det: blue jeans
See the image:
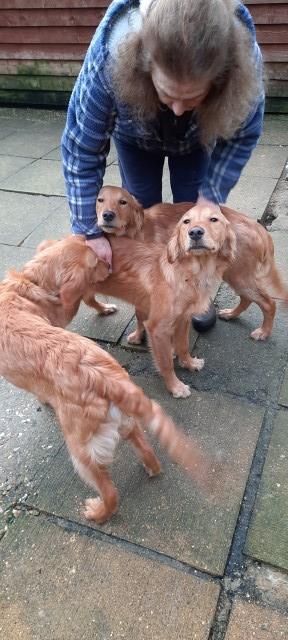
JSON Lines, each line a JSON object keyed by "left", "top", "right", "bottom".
{"left": 113, "top": 138, "right": 209, "bottom": 208}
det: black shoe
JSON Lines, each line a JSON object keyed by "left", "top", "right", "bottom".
{"left": 192, "top": 303, "right": 217, "bottom": 333}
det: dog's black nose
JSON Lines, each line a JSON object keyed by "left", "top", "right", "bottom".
{"left": 102, "top": 211, "right": 115, "bottom": 223}
{"left": 188, "top": 226, "right": 205, "bottom": 239}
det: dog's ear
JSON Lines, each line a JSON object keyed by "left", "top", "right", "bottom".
{"left": 36, "top": 239, "right": 58, "bottom": 253}
{"left": 60, "top": 268, "right": 87, "bottom": 307}
{"left": 131, "top": 196, "right": 144, "bottom": 234}
{"left": 84, "top": 247, "right": 109, "bottom": 281}
{"left": 93, "top": 258, "right": 110, "bottom": 282}
{"left": 219, "top": 224, "right": 236, "bottom": 262}
{"left": 167, "top": 227, "right": 181, "bottom": 264}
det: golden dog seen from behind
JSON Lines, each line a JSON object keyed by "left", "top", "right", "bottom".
{"left": 0, "top": 236, "right": 213, "bottom": 523}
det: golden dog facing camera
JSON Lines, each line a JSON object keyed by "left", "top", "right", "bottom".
{"left": 87, "top": 206, "right": 236, "bottom": 397}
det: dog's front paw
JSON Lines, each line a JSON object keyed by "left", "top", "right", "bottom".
{"left": 144, "top": 457, "right": 162, "bottom": 477}
{"left": 218, "top": 308, "right": 234, "bottom": 320}
{"left": 127, "top": 330, "right": 144, "bottom": 345}
{"left": 171, "top": 380, "right": 191, "bottom": 399}
{"left": 250, "top": 327, "right": 270, "bottom": 341}
{"left": 179, "top": 356, "right": 204, "bottom": 371}
{"left": 84, "top": 497, "right": 116, "bottom": 524}
{"left": 98, "top": 303, "right": 118, "bottom": 316}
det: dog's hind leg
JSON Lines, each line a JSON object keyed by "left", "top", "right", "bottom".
{"left": 64, "top": 429, "right": 119, "bottom": 523}
{"left": 120, "top": 420, "right": 161, "bottom": 476}
{"left": 250, "top": 293, "right": 276, "bottom": 341}
{"left": 127, "top": 309, "right": 146, "bottom": 344}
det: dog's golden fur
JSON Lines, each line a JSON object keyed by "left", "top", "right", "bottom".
{"left": 90, "top": 205, "right": 236, "bottom": 397}
{"left": 0, "top": 235, "right": 211, "bottom": 523}
{"left": 96, "top": 186, "right": 288, "bottom": 340}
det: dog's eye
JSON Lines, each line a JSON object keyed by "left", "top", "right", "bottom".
{"left": 119, "top": 199, "right": 127, "bottom": 206}
{"left": 183, "top": 219, "right": 190, "bottom": 224}
{"left": 210, "top": 217, "right": 218, "bottom": 222}
{"left": 97, "top": 197, "right": 104, "bottom": 203}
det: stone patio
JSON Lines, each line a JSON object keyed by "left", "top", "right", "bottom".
{"left": 0, "top": 107, "right": 288, "bottom": 639}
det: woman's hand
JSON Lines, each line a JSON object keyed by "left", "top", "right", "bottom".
{"left": 195, "top": 195, "right": 221, "bottom": 216}
{"left": 85, "top": 236, "right": 112, "bottom": 271}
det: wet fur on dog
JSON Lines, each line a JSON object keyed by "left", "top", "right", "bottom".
{"left": 0, "top": 235, "right": 212, "bottom": 523}
{"left": 97, "top": 186, "right": 288, "bottom": 340}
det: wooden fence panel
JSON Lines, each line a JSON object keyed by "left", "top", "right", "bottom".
{"left": 0, "top": 0, "right": 287, "bottom": 110}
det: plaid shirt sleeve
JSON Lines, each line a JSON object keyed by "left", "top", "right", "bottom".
{"left": 200, "top": 43, "right": 265, "bottom": 204}
{"left": 61, "top": 42, "right": 116, "bottom": 239}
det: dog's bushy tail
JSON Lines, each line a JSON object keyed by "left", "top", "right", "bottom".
{"left": 106, "top": 377, "right": 213, "bottom": 486}
{"left": 267, "top": 264, "right": 288, "bottom": 307}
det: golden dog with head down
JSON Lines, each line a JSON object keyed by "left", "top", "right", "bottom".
{"left": 86, "top": 206, "right": 236, "bottom": 397}
{"left": 0, "top": 236, "right": 212, "bottom": 523}
{"left": 96, "top": 185, "right": 288, "bottom": 340}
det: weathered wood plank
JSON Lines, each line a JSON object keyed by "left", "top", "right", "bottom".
{"left": 0, "top": 73, "right": 75, "bottom": 91}
{"left": 0, "top": 8, "right": 105, "bottom": 28}
{"left": 262, "top": 44, "right": 288, "bottom": 62}
{"left": 256, "top": 25, "right": 288, "bottom": 44}
{"left": 249, "top": 4, "right": 288, "bottom": 23}
{"left": 0, "top": 89, "right": 70, "bottom": 107}
{"left": 265, "top": 96, "right": 288, "bottom": 113}
{"left": 0, "top": 44, "right": 87, "bottom": 60}
{"left": 0, "top": 27, "right": 95, "bottom": 44}
{"left": 0, "top": 59, "right": 81, "bottom": 76}
{"left": 266, "top": 79, "right": 288, "bottom": 97}
{"left": 0, "top": 0, "right": 110, "bottom": 8}
{"left": 246, "top": 0, "right": 288, "bottom": 4}
{"left": 266, "top": 61, "right": 288, "bottom": 80}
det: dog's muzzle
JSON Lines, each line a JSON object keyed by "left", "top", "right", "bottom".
{"left": 188, "top": 226, "right": 207, "bottom": 250}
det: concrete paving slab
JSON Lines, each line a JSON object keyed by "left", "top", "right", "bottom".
{"left": 0, "top": 159, "right": 66, "bottom": 196}
{"left": 22, "top": 204, "right": 70, "bottom": 248}
{"left": 69, "top": 297, "right": 134, "bottom": 343}
{"left": 278, "top": 367, "right": 288, "bottom": 408}
{"left": 242, "top": 145, "right": 288, "bottom": 179}
{"left": 244, "top": 563, "right": 288, "bottom": 613}
{"left": 0, "top": 243, "right": 34, "bottom": 276}
{"left": 42, "top": 146, "right": 61, "bottom": 161}
{"left": 0, "top": 379, "right": 63, "bottom": 504}
{"left": 225, "top": 598, "right": 288, "bottom": 640}
{"left": 30, "top": 383, "right": 264, "bottom": 576}
{"left": 0, "top": 515, "right": 220, "bottom": 640}
{"left": 0, "top": 122, "right": 64, "bottom": 159}
{"left": 259, "top": 115, "right": 288, "bottom": 147}
{"left": 0, "top": 191, "right": 64, "bottom": 246}
{"left": 226, "top": 176, "right": 278, "bottom": 219}
{"left": 245, "top": 410, "right": 288, "bottom": 572}
{"left": 0, "top": 155, "right": 35, "bottom": 181}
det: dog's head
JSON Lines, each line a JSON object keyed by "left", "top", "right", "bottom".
{"left": 23, "top": 235, "right": 109, "bottom": 308}
{"left": 96, "top": 186, "right": 144, "bottom": 237}
{"left": 167, "top": 206, "right": 236, "bottom": 264}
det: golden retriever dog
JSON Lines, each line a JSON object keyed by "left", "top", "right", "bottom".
{"left": 0, "top": 236, "right": 212, "bottom": 523}
{"left": 86, "top": 208, "right": 236, "bottom": 398}
{"left": 96, "top": 186, "right": 288, "bottom": 340}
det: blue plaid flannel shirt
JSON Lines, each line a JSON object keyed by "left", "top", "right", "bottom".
{"left": 61, "top": 0, "right": 265, "bottom": 238}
